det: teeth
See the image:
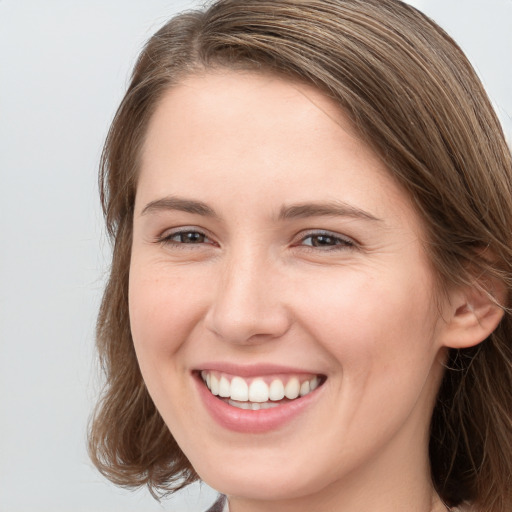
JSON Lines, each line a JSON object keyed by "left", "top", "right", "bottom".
{"left": 230, "top": 376, "right": 249, "bottom": 401}
{"left": 284, "top": 377, "right": 300, "bottom": 399}
{"left": 300, "top": 380, "right": 310, "bottom": 397}
{"left": 210, "top": 374, "right": 219, "bottom": 396}
{"left": 218, "top": 376, "right": 230, "bottom": 398}
{"left": 231, "top": 400, "right": 251, "bottom": 410}
{"left": 202, "top": 371, "right": 322, "bottom": 406}
{"left": 228, "top": 399, "right": 280, "bottom": 410}
{"left": 249, "top": 379, "right": 269, "bottom": 402}
{"left": 269, "top": 379, "right": 285, "bottom": 401}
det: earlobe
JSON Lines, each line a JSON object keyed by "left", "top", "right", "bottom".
{"left": 441, "top": 283, "right": 505, "bottom": 349}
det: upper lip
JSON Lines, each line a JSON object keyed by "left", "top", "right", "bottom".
{"left": 194, "top": 362, "right": 324, "bottom": 378}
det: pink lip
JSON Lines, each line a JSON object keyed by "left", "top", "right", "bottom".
{"left": 196, "top": 362, "right": 319, "bottom": 378}
{"left": 193, "top": 368, "right": 324, "bottom": 434}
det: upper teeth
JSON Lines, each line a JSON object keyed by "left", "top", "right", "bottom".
{"left": 201, "top": 371, "right": 320, "bottom": 402}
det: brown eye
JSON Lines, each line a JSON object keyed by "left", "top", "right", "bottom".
{"left": 301, "top": 232, "right": 354, "bottom": 249}
{"left": 158, "top": 229, "right": 213, "bottom": 246}
{"left": 173, "top": 231, "right": 206, "bottom": 244}
{"left": 305, "top": 234, "right": 337, "bottom": 247}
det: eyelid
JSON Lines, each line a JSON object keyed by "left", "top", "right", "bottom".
{"left": 155, "top": 226, "right": 217, "bottom": 246}
{"left": 152, "top": 226, "right": 357, "bottom": 251}
{"left": 293, "top": 229, "right": 357, "bottom": 249}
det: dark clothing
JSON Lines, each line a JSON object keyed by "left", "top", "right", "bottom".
{"left": 205, "top": 494, "right": 227, "bottom": 512}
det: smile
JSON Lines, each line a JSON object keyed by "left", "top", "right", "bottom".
{"left": 200, "top": 370, "right": 324, "bottom": 410}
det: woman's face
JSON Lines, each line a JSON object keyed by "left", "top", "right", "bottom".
{"left": 130, "top": 71, "right": 450, "bottom": 506}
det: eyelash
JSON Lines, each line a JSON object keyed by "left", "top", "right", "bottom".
{"left": 156, "top": 228, "right": 215, "bottom": 247}
{"left": 296, "top": 231, "right": 356, "bottom": 251}
{"left": 156, "top": 228, "right": 356, "bottom": 252}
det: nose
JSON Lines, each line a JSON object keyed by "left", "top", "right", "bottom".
{"left": 204, "top": 250, "right": 292, "bottom": 345}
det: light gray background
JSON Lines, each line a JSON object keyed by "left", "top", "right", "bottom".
{"left": 0, "top": 1, "right": 510, "bottom": 511}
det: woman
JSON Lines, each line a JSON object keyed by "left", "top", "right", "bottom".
{"left": 88, "top": 1, "right": 512, "bottom": 511}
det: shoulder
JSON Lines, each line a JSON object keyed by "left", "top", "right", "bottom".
{"left": 205, "top": 495, "right": 228, "bottom": 512}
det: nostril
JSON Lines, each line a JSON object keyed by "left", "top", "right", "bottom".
{"left": 202, "top": 260, "right": 292, "bottom": 344}
{"left": 203, "top": 304, "right": 291, "bottom": 345}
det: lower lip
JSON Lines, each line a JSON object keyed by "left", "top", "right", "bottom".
{"left": 195, "top": 374, "right": 323, "bottom": 433}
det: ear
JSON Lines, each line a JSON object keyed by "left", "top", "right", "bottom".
{"left": 440, "top": 279, "right": 505, "bottom": 349}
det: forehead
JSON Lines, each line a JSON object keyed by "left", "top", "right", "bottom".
{"left": 137, "top": 70, "right": 417, "bottom": 227}
{"left": 140, "top": 70, "right": 366, "bottom": 165}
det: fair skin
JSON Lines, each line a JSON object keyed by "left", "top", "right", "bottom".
{"left": 129, "top": 71, "right": 498, "bottom": 512}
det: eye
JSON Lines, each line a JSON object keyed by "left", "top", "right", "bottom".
{"left": 157, "top": 228, "right": 214, "bottom": 246}
{"left": 298, "top": 231, "right": 355, "bottom": 250}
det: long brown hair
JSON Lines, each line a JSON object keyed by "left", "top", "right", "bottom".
{"left": 88, "top": 1, "right": 512, "bottom": 509}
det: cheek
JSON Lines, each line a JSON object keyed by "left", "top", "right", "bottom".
{"left": 129, "top": 262, "right": 205, "bottom": 355}
{"left": 128, "top": 264, "right": 204, "bottom": 414}
{"left": 293, "top": 271, "right": 441, "bottom": 449}
{"left": 293, "top": 266, "right": 438, "bottom": 373}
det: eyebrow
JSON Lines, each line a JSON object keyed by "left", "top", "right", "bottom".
{"left": 278, "top": 200, "right": 381, "bottom": 222}
{"left": 140, "top": 195, "right": 381, "bottom": 223}
{"left": 141, "top": 196, "right": 218, "bottom": 217}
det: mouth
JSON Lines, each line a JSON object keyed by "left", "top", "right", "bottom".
{"left": 198, "top": 370, "right": 326, "bottom": 411}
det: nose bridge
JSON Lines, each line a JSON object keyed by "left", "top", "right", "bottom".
{"left": 205, "top": 243, "right": 290, "bottom": 344}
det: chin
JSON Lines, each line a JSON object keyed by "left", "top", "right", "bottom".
{"left": 199, "top": 462, "right": 326, "bottom": 502}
